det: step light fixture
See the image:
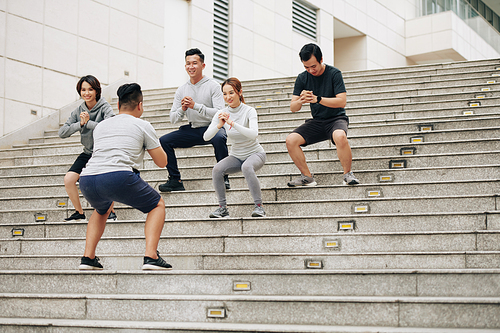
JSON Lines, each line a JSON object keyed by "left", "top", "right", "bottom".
{"left": 379, "top": 174, "right": 394, "bottom": 182}
{"left": 323, "top": 239, "right": 340, "bottom": 249}
{"left": 469, "top": 101, "right": 480, "bottom": 107}
{"left": 338, "top": 220, "right": 355, "bottom": 231}
{"left": 34, "top": 213, "right": 47, "bottom": 222}
{"left": 400, "top": 147, "right": 416, "bottom": 155}
{"left": 476, "top": 95, "right": 486, "bottom": 99}
{"left": 487, "top": 80, "right": 495, "bottom": 84}
{"left": 410, "top": 137, "right": 424, "bottom": 143}
{"left": 12, "top": 228, "right": 24, "bottom": 237}
{"left": 207, "top": 308, "right": 226, "bottom": 318}
{"left": 419, "top": 124, "right": 433, "bottom": 132}
{"left": 233, "top": 282, "right": 251, "bottom": 291}
{"left": 305, "top": 259, "right": 323, "bottom": 269}
{"left": 353, "top": 204, "right": 370, "bottom": 213}
{"left": 481, "top": 87, "right": 491, "bottom": 91}
{"left": 463, "top": 110, "right": 474, "bottom": 115}
{"left": 366, "top": 189, "right": 382, "bottom": 197}
{"left": 390, "top": 160, "right": 407, "bottom": 169}
{"left": 57, "top": 200, "right": 67, "bottom": 208}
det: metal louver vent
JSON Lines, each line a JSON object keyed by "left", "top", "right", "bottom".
{"left": 292, "top": 0, "right": 317, "bottom": 40}
{"left": 214, "top": 0, "right": 229, "bottom": 82}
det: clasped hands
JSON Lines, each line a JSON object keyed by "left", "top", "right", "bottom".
{"left": 298, "top": 90, "right": 319, "bottom": 104}
{"left": 217, "top": 112, "right": 234, "bottom": 129}
{"left": 80, "top": 111, "right": 89, "bottom": 127}
{"left": 181, "top": 96, "right": 195, "bottom": 111}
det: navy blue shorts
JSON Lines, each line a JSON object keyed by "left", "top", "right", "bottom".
{"left": 79, "top": 171, "right": 161, "bottom": 215}
{"left": 292, "top": 115, "right": 349, "bottom": 147}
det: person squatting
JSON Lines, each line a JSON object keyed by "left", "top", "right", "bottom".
{"left": 73, "top": 44, "right": 358, "bottom": 270}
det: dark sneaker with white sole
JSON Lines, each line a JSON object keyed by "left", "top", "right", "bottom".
{"left": 79, "top": 256, "right": 103, "bottom": 270}
{"left": 107, "top": 212, "right": 117, "bottom": 221}
{"left": 65, "top": 211, "right": 86, "bottom": 221}
{"left": 142, "top": 251, "right": 173, "bottom": 270}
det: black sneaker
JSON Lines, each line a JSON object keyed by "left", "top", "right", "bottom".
{"left": 79, "top": 256, "right": 103, "bottom": 270}
{"left": 142, "top": 251, "right": 173, "bottom": 270}
{"left": 107, "top": 211, "right": 117, "bottom": 221}
{"left": 224, "top": 175, "right": 231, "bottom": 190}
{"left": 65, "top": 211, "right": 86, "bottom": 221}
{"left": 159, "top": 178, "right": 185, "bottom": 192}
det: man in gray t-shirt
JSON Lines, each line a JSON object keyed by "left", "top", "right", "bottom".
{"left": 158, "top": 48, "right": 229, "bottom": 192}
{"left": 78, "top": 83, "right": 172, "bottom": 271}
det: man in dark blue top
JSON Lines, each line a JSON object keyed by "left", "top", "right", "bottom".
{"left": 286, "top": 43, "right": 359, "bottom": 187}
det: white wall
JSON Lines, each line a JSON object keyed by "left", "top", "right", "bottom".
{"left": 406, "top": 11, "right": 500, "bottom": 64}
{"left": 0, "top": 0, "right": 165, "bottom": 137}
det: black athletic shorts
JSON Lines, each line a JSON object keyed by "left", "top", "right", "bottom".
{"left": 292, "top": 115, "right": 349, "bottom": 147}
{"left": 68, "top": 152, "right": 92, "bottom": 174}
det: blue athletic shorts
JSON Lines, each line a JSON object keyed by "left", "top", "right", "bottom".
{"left": 79, "top": 171, "right": 161, "bottom": 215}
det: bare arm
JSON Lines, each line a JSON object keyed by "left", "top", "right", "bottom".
{"left": 147, "top": 146, "right": 167, "bottom": 168}
{"left": 313, "top": 92, "right": 346, "bottom": 109}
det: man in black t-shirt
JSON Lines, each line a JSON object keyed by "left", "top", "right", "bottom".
{"left": 286, "top": 43, "right": 359, "bottom": 187}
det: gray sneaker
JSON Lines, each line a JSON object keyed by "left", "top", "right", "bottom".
{"left": 287, "top": 174, "right": 317, "bottom": 187}
{"left": 343, "top": 171, "right": 360, "bottom": 185}
{"left": 251, "top": 204, "right": 266, "bottom": 217}
{"left": 210, "top": 206, "right": 229, "bottom": 218}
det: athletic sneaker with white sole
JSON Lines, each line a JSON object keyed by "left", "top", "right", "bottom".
{"left": 287, "top": 174, "right": 317, "bottom": 187}
{"left": 79, "top": 256, "right": 103, "bottom": 270}
{"left": 210, "top": 206, "right": 229, "bottom": 218}
{"left": 343, "top": 171, "right": 360, "bottom": 185}
{"left": 142, "top": 251, "right": 173, "bottom": 270}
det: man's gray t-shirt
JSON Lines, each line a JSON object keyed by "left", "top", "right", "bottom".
{"left": 81, "top": 114, "right": 160, "bottom": 176}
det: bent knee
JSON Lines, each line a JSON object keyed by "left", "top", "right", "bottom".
{"left": 286, "top": 133, "right": 304, "bottom": 147}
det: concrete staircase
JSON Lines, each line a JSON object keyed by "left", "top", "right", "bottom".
{"left": 0, "top": 59, "right": 499, "bottom": 332}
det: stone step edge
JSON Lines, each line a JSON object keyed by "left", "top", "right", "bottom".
{"left": 2, "top": 250, "right": 499, "bottom": 259}
{"left": 1, "top": 317, "right": 498, "bottom": 333}
{"left": 0, "top": 193, "right": 497, "bottom": 215}
{"left": 2, "top": 292, "right": 500, "bottom": 304}
{"left": 0, "top": 178, "right": 497, "bottom": 197}
{"left": 2, "top": 228, "right": 500, "bottom": 243}
{"left": 3, "top": 137, "right": 499, "bottom": 164}
{"left": 0, "top": 210, "right": 497, "bottom": 228}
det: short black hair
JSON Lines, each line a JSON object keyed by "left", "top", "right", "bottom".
{"left": 77, "top": 75, "right": 102, "bottom": 102}
{"left": 185, "top": 48, "right": 205, "bottom": 63}
{"left": 299, "top": 43, "right": 322, "bottom": 63}
{"left": 117, "top": 83, "right": 143, "bottom": 110}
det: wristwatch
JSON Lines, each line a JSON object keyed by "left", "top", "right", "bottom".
{"left": 316, "top": 96, "right": 322, "bottom": 104}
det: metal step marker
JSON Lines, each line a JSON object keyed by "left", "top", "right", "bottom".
{"left": 233, "top": 281, "right": 251, "bottom": 291}
{"left": 390, "top": 160, "right": 407, "bottom": 169}
{"left": 481, "top": 87, "right": 491, "bottom": 92}
{"left": 487, "top": 80, "right": 496, "bottom": 84}
{"left": 400, "top": 147, "right": 416, "bottom": 155}
{"left": 463, "top": 110, "right": 474, "bottom": 115}
{"left": 476, "top": 95, "right": 486, "bottom": 99}
{"left": 338, "top": 220, "right": 355, "bottom": 231}
{"left": 207, "top": 308, "right": 226, "bottom": 318}
{"left": 305, "top": 259, "right": 324, "bottom": 269}
{"left": 492, "top": 73, "right": 500, "bottom": 77}
{"left": 469, "top": 101, "right": 481, "bottom": 107}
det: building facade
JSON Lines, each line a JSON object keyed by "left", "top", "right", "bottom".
{"left": 1, "top": 0, "right": 499, "bottom": 138}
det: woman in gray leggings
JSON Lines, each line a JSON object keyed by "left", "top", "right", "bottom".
{"left": 203, "top": 77, "right": 266, "bottom": 218}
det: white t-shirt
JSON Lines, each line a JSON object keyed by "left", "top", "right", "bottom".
{"left": 81, "top": 114, "right": 160, "bottom": 176}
